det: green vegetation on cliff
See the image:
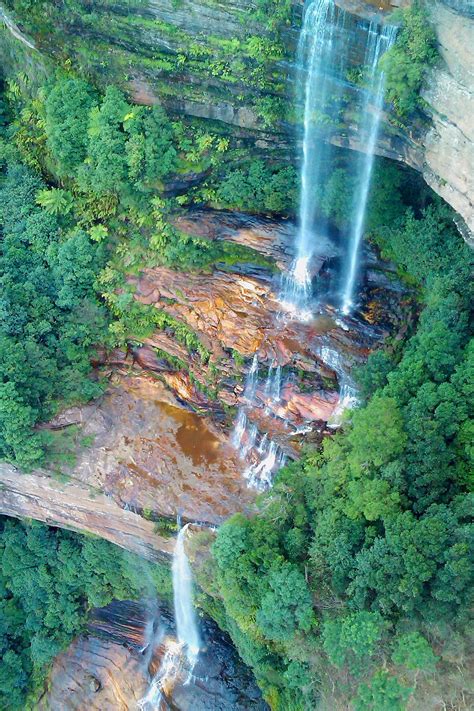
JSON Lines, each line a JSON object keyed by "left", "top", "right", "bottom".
{"left": 0, "top": 71, "right": 291, "bottom": 464}
{"left": 0, "top": 517, "right": 170, "bottom": 710}
{"left": 203, "top": 194, "right": 473, "bottom": 710}
{"left": 381, "top": 1, "right": 438, "bottom": 119}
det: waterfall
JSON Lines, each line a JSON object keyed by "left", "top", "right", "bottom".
{"left": 0, "top": 7, "right": 36, "bottom": 49}
{"left": 231, "top": 409, "right": 247, "bottom": 449}
{"left": 244, "top": 440, "right": 279, "bottom": 489}
{"left": 138, "top": 525, "right": 200, "bottom": 710}
{"left": 281, "top": 0, "right": 346, "bottom": 319}
{"left": 230, "top": 3, "right": 393, "bottom": 487}
{"left": 172, "top": 523, "right": 201, "bottom": 669}
{"left": 340, "top": 21, "right": 397, "bottom": 315}
{"left": 243, "top": 353, "right": 259, "bottom": 400}
{"left": 319, "top": 346, "right": 358, "bottom": 426}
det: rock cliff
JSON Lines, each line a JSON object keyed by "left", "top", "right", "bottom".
{"left": 0, "top": 210, "right": 409, "bottom": 544}
{"left": 2, "top": 0, "right": 471, "bottom": 233}
{"left": 40, "top": 600, "right": 268, "bottom": 711}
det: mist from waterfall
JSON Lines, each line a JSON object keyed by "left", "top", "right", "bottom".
{"left": 172, "top": 523, "right": 201, "bottom": 668}
{"left": 280, "top": 0, "right": 347, "bottom": 318}
{"left": 341, "top": 21, "right": 397, "bottom": 315}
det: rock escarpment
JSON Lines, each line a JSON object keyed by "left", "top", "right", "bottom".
{"left": 3, "top": 0, "right": 472, "bottom": 234}
{"left": 0, "top": 461, "right": 174, "bottom": 561}
{"left": 0, "top": 210, "right": 408, "bottom": 543}
{"left": 40, "top": 600, "right": 268, "bottom": 711}
{"left": 421, "top": 1, "right": 474, "bottom": 238}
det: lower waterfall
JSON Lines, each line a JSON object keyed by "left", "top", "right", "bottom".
{"left": 138, "top": 524, "right": 200, "bottom": 709}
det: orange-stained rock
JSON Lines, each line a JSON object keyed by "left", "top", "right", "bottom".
{"left": 49, "top": 375, "right": 254, "bottom": 525}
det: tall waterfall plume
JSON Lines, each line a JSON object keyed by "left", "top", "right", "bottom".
{"left": 281, "top": 0, "right": 347, "bottom": 320}
{"left": 172, "top": 522, "right": 201, "bottom": 669}
{"left": 340, "top": 21, "right": 397, "bottom": 315}
{"left": 138, "top": 523, "right": 201, "bottom": 710}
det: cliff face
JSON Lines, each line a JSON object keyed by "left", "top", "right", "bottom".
{"left": 40, "top": 600, "right": 268, "bottom": 711}
{"left": 1, "top": 0, "right": 471, "bottom": 233}
{"left": 421, "top": 1, "right": 474, "bottom": 239}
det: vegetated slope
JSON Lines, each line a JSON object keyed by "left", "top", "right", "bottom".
{"left": 205, "top": 197, "right": 473, "bottom": 710}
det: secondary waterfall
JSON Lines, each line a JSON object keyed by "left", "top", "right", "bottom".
{"left": 138, "top": 524, "right": 200, "bottom": 710}
{"left": 340, "top": 21, "right": 397, "bottom": 315}
{"left": 172, "top": 523, "right": 201, "bottom": 668}
{"left": 280, "top": 0, "right": 347, "bottom": 318}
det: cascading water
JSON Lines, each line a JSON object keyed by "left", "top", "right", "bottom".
{"left": 138, "top": 524, "right": 201, "bottom": 710}
{"left": 319, "top": 346, "right": 358, "bottom": 426}
{"left": 280, "top": 0, "right": 347, "bottom": 319}
{"left": 230, "top": 2, "right": 395, "bottom": 486}
{"left": 172, "top": 523, "right": 201, "bottom": 669}
{"left": 340, "top": 21, "right": 397, "bottom": 315}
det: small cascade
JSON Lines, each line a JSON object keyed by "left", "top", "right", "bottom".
{"left": 243, "top": 353, "right": 259, "bottom": 400}
{"left": 138, "top": 641, "right": 182, "bottom": 711}
{"left": 244, "top": 439, "right": 281, "bottom": 490}
{"left": 272, "top": 365, "right": 282, "bottom": 403}
{"left": 172, "top": 523, "right": 201, "bottom": 669}
{"left": 241, "top": 423, "right": 258, "bottom": 458}
{"left": 320, "top": 346, "right": 358, "bottom": 426}
{"left": 231, "top": 409, "right": 247, "bottom": 449}
{"left": 340, "top": 21, "right": 397, "bottom": 315}
{"left": 257, "top": 433, "right": 268, "bottom": 454}
{"left": 263, "top": 361, "right": 282, "bottom": 404}
{"left": 280, "top": 0, "right": 347, "bottom": 318}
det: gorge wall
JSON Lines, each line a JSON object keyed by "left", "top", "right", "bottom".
{"left": 1, "top": 0, "right": 472, "bottom": 234}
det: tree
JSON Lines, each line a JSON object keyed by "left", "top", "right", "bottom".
{"left": 322, "top": 611, "right": 386, "bottom": 670}
{"left": 392, "top": 632, "right": 438, "bottom": 671}
{"left": 354, "top": 671, "right": 413, "bottom": 711}
{"left": 45, "top": 78, "right": 97, "bottom": 175}
{"left": 256, "top": 562, "right": 315, "bottom": 641}
{"left": 79, "top": 86, "right": 129, "bottom": 195}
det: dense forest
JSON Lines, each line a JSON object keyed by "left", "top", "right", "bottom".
{"left": 0, "top": 1, "right": 472, "bottom": 710}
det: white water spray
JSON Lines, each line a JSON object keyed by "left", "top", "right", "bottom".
{"left": 172, "top": 523, "right": 201, "bottom": 669}
{"left": 341, "top": 22, "right": 397, "bottom": 315}
{"left": 281, "top": 0, "right": 347, "bottom": 317}
{"left": 320, "top": 346, "right": 358, "bottom": 426}
{"left": 0, "top": 7, "right": 36, "bottom": 50}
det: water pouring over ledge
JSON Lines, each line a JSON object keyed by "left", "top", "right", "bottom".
{"left": 138, "top": 522, "right": 201, "bottom": 709}
{"left": 172, "top": 522, "right": 201, "bottom": 669}
{"left": 230, "top": 1, "right": 396, "bottom": 486}
{"left": 280, "top": 0, "right": 347, "bottom": 318}
{"left": 340, "top": 21, "right": 397, "bottom": 315}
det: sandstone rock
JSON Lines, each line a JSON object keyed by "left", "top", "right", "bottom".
{"left": 0, "top": 462, "right": 174, "bottom": 561}
{"left": 41, "top": 600, "right": 268, "bottom": 711}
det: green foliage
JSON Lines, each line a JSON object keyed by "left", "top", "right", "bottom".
{"left": 215, "top": 159, "right": 297, "bottom": 214}
{"left": 36, "top": 187, "right": 74, "bottom": 215}
{"left": 391, "top": 632, "right": 438, "bottom": 671}
{"left": 322, "top": 611, "right": 386, "bottom": 669}
{"left": 380, "top": 2, "right": 438, "bottom": 118}
{"left": 45, "top": 78, "right": 97, "bottom": 175}
{"left": 354, "top": 670, "right": 413, "bottom": 711}
{"left": 0, "top": 163, "right": 107, "bottom": 467}
{"left": 320, "top": 159, "right": 405, "bottom": 233}
{"left": 212, "top": 200, "right": 473, "bottom": 709}
{"left": 0, "top": 517, "right": 167, "bottom": 710}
